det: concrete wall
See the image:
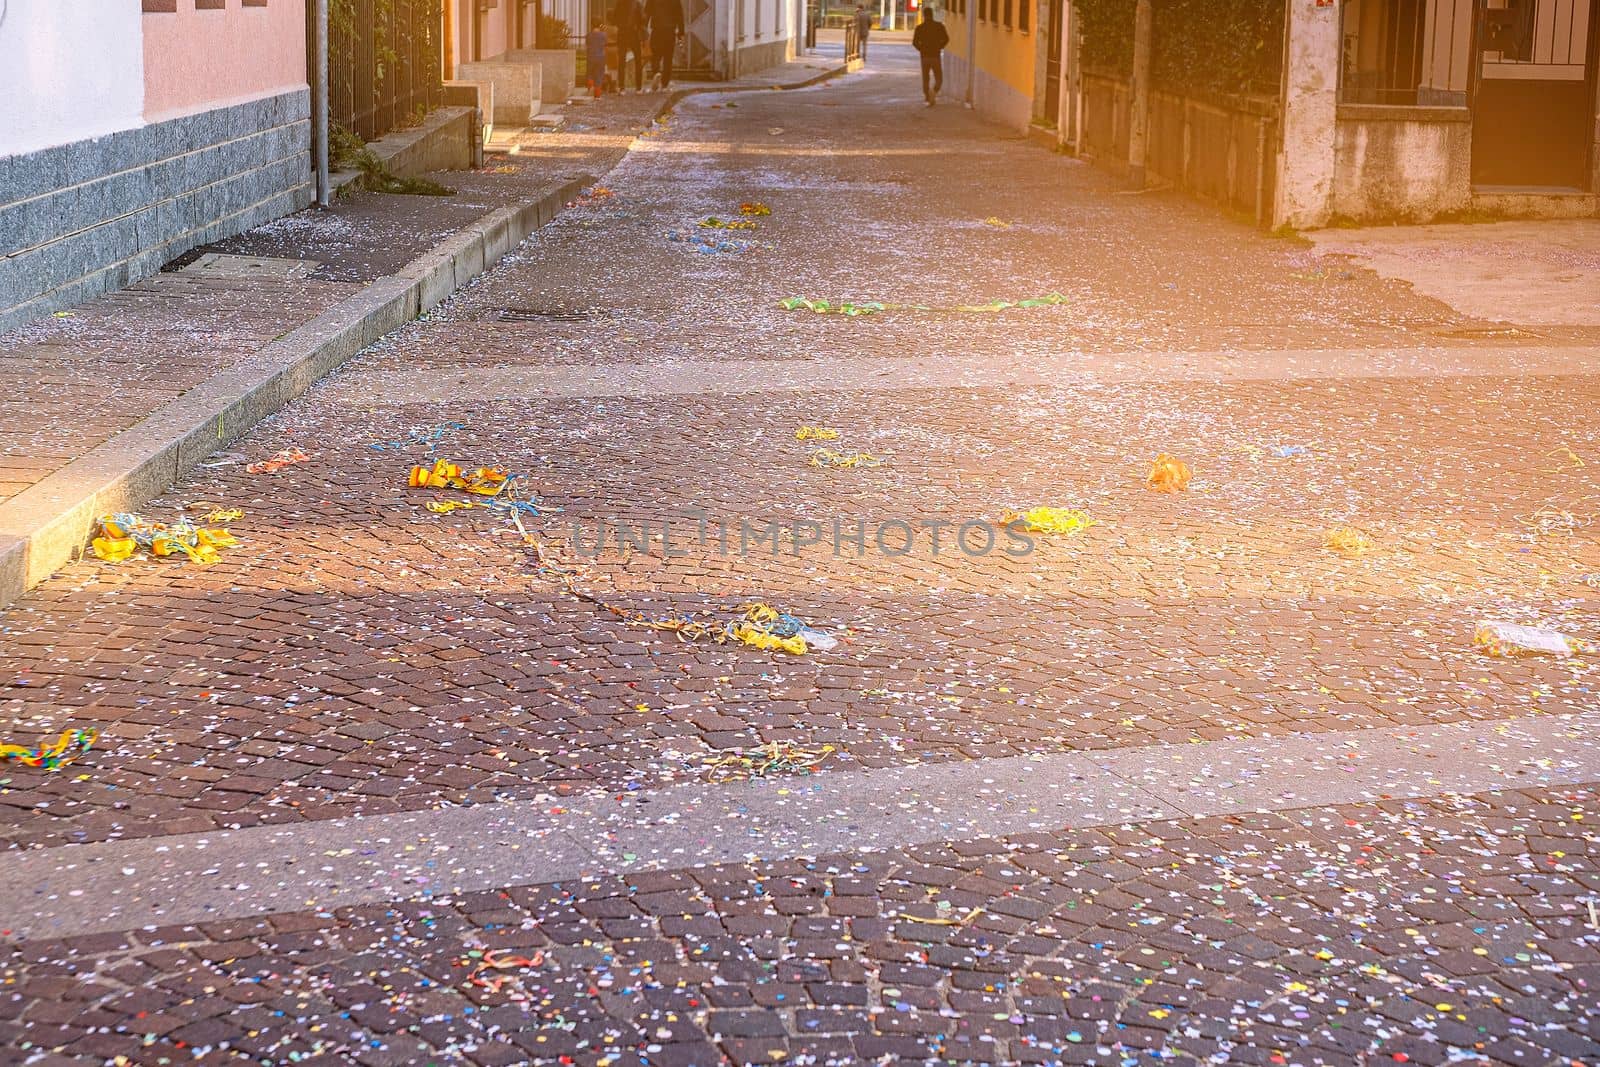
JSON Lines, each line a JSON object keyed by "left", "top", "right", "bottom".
{"left": 1274, "top": 0, "right": 1340, "bottom": 228}
{"left": 1149, "top": 90, "right": 1278, "bottom": 223}
{"left": 505, "top": 48, "right": 576, "bottom": 100}
{"left": 1332, "top": 105, "right": 1471, "bottom": 222}
{"left": 456, "top": 59, "right": 543, "bottom": 122}
{"left": 142, "top": 0, "right": 308, "bottom": 121}
{"left": 0, "top": 0, "right": 145, "bottom": 156}
{"left": 0, "top": 91, "right": 313, "bottom": 334}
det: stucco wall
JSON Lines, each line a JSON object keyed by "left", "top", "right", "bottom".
{"left": 725, "top": 0, "right": 795, "bottom": 75}
{"left": 0, "top": 0, "right": 145, "bottom": 156}
{"left": 1332, "top": 106, "right": 1472, "bottom": 223}
{"left": 142, "top": 0, "right": 308, "bottom": 122}
{"left": 944, "top": 53, "right": 1033, "bottom": 131}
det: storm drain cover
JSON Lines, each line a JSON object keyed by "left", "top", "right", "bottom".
{"left": 180, "top": 254, "right": 321, "bottom": 279}
{"left": 491, "top": 307, "right": 602, "bottom": 322}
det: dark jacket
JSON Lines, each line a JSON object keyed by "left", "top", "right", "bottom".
{"left": 645, "top": 0, "right": 684, "bottom": 41}
{"left": 854, "top": 8, "right": 872, "bottom": 37}
{"left": 615, "top": 0, "right": 643, "bottom": 41}
{"left": 913, "top": 18, "right": 948, "bottom": 55}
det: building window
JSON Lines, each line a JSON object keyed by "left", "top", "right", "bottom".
{"left": 979, "top": 0, "right": 987, "bottom": 22}
{"left": 1018, "top": 0, "right": 1028, "bottom": 31}
{"left": 1340, "top": 0, "right": 1471, "bottom": 105}
{"left": 196, "top": 0, "right": 227, "bottom": 8}
{"left": 142, "top": 0, "right": 178, "bottom": 10}
{"left": 1004, "top": 0, "right": 1013, "bottom": 28}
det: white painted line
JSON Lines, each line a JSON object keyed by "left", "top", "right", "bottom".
{"left": 321, "top": 346, "right": 1600, "bottom": 405}
{"left": 3, "top": 710, "right": 1598, "bottom": 942}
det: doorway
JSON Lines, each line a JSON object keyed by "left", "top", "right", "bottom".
{"left": 1044, "top": 0, "right": 1064, "bottom": 120}
{"left": 1471, "top": 0, "right": 1598, "bottom": 187}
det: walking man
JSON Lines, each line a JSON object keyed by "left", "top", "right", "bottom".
{"left": 912, "top": 5, "right": 948, "bottom": 106}
{"left": 645, "top": 0, "right": 685, "bottom": 90}
{"left": 615, "top": 0, "right": 645, "bottom": 92}
{"left": 854, "top": 3, "right": 872, "bottom": 62}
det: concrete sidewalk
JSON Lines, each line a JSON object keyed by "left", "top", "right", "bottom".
{"left": 0, "top": 55, "right": 846, "bottom": 611}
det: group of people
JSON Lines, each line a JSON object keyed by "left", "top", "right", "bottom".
{"left": 587, "top": 0, "right": 950, "bottom": 108}
{"left": 586, "top": 0, "right": 687, "bottom": 96}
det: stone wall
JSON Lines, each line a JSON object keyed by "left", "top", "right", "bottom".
{"left": 0, "top": 89, "right": 312, "bottom": 334}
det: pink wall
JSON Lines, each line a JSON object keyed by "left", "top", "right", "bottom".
{"left": 143, "top": 0, "right": 308, "bottom": 121}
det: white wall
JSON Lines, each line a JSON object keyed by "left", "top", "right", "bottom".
{"left": 725, "top": 0, "right": 796, "bottom": 49}
{"left": 0, "top": 0, "right": 146, "bottom": 157}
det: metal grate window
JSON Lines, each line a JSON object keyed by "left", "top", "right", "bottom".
{"left": 1340, "top": 0, "right": 1472, "bottom": 105}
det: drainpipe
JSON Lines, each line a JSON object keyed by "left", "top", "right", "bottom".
{"left": 313, "top": 0, "right": 330, "bottom": 206}
{"left": 964, "top": 0, "right": 975, "bottom": 107}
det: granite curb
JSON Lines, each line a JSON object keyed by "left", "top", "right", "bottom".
{"left": 0, "top": 175, "right": 589, "bottom": 609}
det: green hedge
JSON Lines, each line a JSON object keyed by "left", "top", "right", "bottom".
{"left": 1077, "top": 0, "right": 1135, "bottom": 76}
{"left": 1075, "top": 0, "right": 1283, "bottom": 97}
{"left": 1152, "top": 0, "right": 1282, "bottom": 97}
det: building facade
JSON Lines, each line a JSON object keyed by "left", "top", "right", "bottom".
{"left": 958, "top": 0, "right": 1600, "bottom": 227}
{"left": 0, "top": 0, "right": 312, "bottom": 332}
{"left": 444, "top": 0, "right": 800, "bottom": 87}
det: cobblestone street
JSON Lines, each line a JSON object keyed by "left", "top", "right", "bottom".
{"left": 3, "top": 43, "right": 1599, "bottom": 1066}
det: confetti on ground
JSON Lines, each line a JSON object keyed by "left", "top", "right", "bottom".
{"left": 808, "top": 448, "right": 884, "bottom": 469}
{"left": 246, "top": 446, "right": 311, "bottom": 474}
{"left": 698, "top": 216, "right": 759, "bottom": 230}
{"left": 369, "top": 421, "right": 464, "bottom": 453}
{"left": 1325, "top": 525, "right": 1374, "bottom": 555}
{"left": 406, "top": 459, "right": 515, "bottom": 497}
{"left": 1146, "top": 452, "right": 1192, "bottom": 492}
{"left": 1002, "top": 506, "right": 1097, "bottom": 535}
{"left": 0, "top": 726, "right": 99, "bottom": 770}
{"left": 702, "top": 740, "right": 836, "bottom": 782}
{"left": 779, "top": 293, "right": 1069, "bottom": 315}
{"left": 794, "top": 425, "right": 840, "bottom": 441}
{"left": 90, "top": 512, "right": 238, "bottom": 565}
{"left": 462, "top": 949, "right": 546, "bottom": 997}
{"left": 1474, "top": 620, "right": 1585, "bottom": 657}
{"left": 739, "top": 201, "right": 771, "bottom": 216}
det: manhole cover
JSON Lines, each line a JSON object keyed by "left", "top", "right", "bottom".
{"left": 492, "top": 307, "right": 600, "bottom": 322}
{"left": 180, "top": 253, "right": 320, "bottom": 279}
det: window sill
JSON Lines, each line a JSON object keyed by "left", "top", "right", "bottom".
{"left": 1336, "top": 103, "right": 1471, "bottom": 123}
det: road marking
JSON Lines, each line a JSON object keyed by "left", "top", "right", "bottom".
{"left": 322, "top": 346, "right": 1600, "bottom": 405}
{"left": 3, "top": 710, "right": 1596, "bottom": 942}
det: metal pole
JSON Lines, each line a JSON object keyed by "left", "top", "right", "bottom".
{"left": 965, "top": 0, "right": 976, "bottom": 106}
{"left": 314, "top": 0, "right": 331, "bottom": 206}
{"left": 1127, "top": 0, "right": 1152, "bottom": 184}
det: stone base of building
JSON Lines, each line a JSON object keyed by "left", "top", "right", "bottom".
{"left": 0, "top": 89, "right": 312, "bottom": 334}
{"left": 727, "top": 37, "right": 794, "bottom": 80}
{"left": 943, "top": 54, "right": 1032, "bottom": 133}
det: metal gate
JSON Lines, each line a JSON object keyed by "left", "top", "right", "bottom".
{"left": 1471, "top": 0, "right": 1598, "bottom": 187}
{"left": 1044, "top": 0, "right": 1064, "bottom": 120}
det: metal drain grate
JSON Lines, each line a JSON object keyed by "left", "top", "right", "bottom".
{"left": 491, "top": 307, "right": 600, "bottom": 323}
{"left": 178, "top": 253, "right": 321, "bottom": 279}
